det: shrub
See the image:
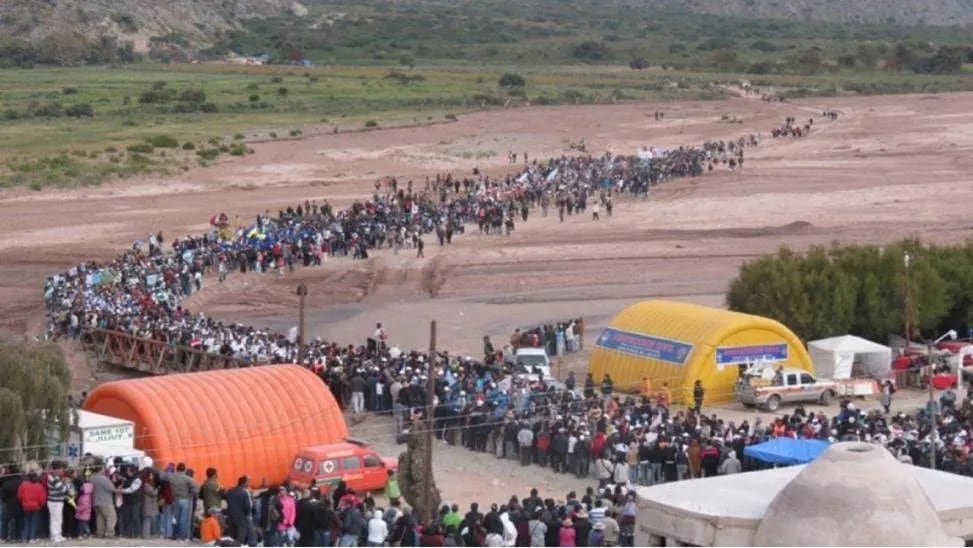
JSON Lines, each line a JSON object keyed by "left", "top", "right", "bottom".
{"left": 171, "top": 103, "right": 198, "bottom": 113}
{"left": 365, "top": 120, "right": 378, "bottom": 128}
{"left": 138, "top": 89, "right": 174, "bottom": 104}
{"left": 270, "top": 76, "right": 283, "bottom": 83}
{"left": 628, "top": 57, "right": 650, "bottom": 70}
{"left": 249, "top": 94, "right": 260, "bottom": 102}
{"left": 147, "top": 135, "right": 179, "bottom": 148}
{"left": 572, "top": 41, "right": 612, "bottom": 61}
{"left": 182, "top": 142, "right": 196, "bottom": 150}
{"left": 697, "top": 37, "right": 736, "bottom": 51}
{"left": 199, "top": 103, "right": 218, "bottom": 113}
{"left": 289, "top": 129, "right": 302, "bottom": 137}
{"left": 3, "top": 109, "right": 21, "bottom": 120}
{"left": 178, "top": 89, "right": 207, "bottom": 103}
{"left": 269, "top": 132, "right": 277, "bottom": 138}
{"left": 127, "top": 143, "right": 153, "bottom": 153}
{"left": 122, "top": 95, "right": 131, "bottom": 105}
{"left": 229, "top": 144, "right": 246, "bottom": 156}
{"left": 750, "top": 40, "right": 777, "bottom": 52}
{"left": 277, "top": 87, "right": 289, "bottom": 96}
{"left": 219, "top": 145, "right": 230, "bottom": 153}
{"left": 246, "top": 83, "right": 259, "bottom": 90}
{"left": 498, "top": 72, "right": 526, "bottom": 88}
{"left": 233, "top": 133, "right": 245, "bottom": 140}
{"left": 152, "top": 81, "right": 168, "bottom": 90}
{"left": 65, "top": 103, "right": 94, "bottom": 117}
{"left": 668, "top": 43, "right": 687, "bottom": 54}
{"left": 196, "top": 148, "right": 220, "bottom": 160}
{"left": 62, "top": 87, "right": 78, "bottom": 95}
{"left": 747, "top": 62, "right": 775, "bottom": 75}
{"left": 445, "top": 113, "right": 458, "bottom": 121}
{"left": 32, "top": 102, "right": 63, "bottom": 117}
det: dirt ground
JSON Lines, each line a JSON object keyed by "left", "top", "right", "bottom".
{"left": 2, "top": 91, "right": 973, "bottom": 511}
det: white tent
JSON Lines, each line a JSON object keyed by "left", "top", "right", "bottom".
{"left": 807, "top": 335, "right": 892, "bottom": 380}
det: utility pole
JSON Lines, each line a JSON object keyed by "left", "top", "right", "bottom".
{"left": 423, "top": 320, "right": 437, "bottom": 526}
{"left": 296, "top": 283, "right": 308, "bottom": 363}
{"left": 904, "top": 251, "right": 912, "bottom": 344}
{"left": 928, "top": 337, "right": 937, "bottom": 470}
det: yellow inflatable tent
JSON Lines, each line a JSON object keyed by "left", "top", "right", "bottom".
{"left": 589, "top": 300, "right": 814, "bottom": 404}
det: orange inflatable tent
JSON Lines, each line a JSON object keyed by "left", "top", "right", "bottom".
{"left": 83, "top": 365, "right": 348, "bottom": 489}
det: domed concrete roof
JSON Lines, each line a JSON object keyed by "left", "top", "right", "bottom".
{"left": 753, "top": 442, "right": 961, "bottom": 547}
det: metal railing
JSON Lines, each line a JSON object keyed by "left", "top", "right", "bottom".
{"left": 82, "top": 328, "right": 265, "bottom": 375}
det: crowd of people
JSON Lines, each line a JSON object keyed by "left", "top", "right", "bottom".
{"left": 0, "top": 454, "right": 640, "bottom": 547}
{"left": 770, "top": 116, "right": 813, "bottom": 138}
{"left": 43, "top": 124, "right": 772, "bottom": 366}
{"left": 24, "top": 115, "right": 868, "bottom": 546}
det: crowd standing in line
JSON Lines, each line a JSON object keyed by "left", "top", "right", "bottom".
{"left": 43, "top": 119, "right": 781, "bottom": 366}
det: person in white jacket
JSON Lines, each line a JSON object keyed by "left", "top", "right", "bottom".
{"left": 367, "top": 509, "right": 388, "bottom": 546}
{"left": 500, "top": 511, "right": 517, "bottom": 547}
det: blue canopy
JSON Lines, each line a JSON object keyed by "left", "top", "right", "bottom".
{"left": 743, "top": 437, "right": 830, "bottom": 465}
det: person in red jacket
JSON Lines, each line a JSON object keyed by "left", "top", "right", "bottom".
{"left": 17, "top": 472, "right": 47, "bottom": 542}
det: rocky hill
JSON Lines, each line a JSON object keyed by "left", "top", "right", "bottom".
{"left": 663, "top": 0, "right": 973, "bottom": 26}
{"left": 0, "top": 0, "right": 305, "bottom": 54}
{"left": 0, "top": 0, "right": 969, "bottom": 63}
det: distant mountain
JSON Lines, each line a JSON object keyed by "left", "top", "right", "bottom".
{"left": 0, "top": 0, "right": 304, "bottom": 55}
{"left": 659, "top": 0, "right": 973, "bottom": 26}
{"left": 0, "top": 0, "right": 969, "bottom": 67}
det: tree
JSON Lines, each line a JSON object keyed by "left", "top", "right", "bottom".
{"left": 727, "top": 240, "right": 967, "bottom": 342}
{"left": 0, "top": 342, "right": 71, "bottom": 465}
{"left": 498, "top": 72, "right": 526, "bottom": 88}
{"left": 628, "top": 57, "right": 649, "bottom": 70}
{"left": 65, "top": 103, "right": 94, "bottom": 118}
{"left": 572, "top": 41, "right": 612, "bottom": 61}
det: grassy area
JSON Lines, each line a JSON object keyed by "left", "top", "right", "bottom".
{"left": 1, "top": 61, "right": 972, "bottom": 190}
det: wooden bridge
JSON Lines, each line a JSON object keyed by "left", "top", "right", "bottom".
{"left": 83, "top": 328, "right": 264, "bottom": 375}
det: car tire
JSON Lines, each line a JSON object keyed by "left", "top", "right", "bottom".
{"left": 819, "top": 390, "right": 834, "bottom": 406}
{"left": 765, "top": 395, "right": 781, "bottom": 412}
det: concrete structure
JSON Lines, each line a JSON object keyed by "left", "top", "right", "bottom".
{"left": 637, "top": 442, "right": 971, "bottom": 546}
{"left": 589, "top": 300, "right": 813, "bottom": 403}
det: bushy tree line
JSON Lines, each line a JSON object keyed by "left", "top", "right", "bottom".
{"left": 0, "top": 35, "right": 139, "bottom": 68}
{"left": 0, "top": 342, "right": 72, "bottom": 465}
{"left": 727, "top": 240, "right": 973, "bottom": 342}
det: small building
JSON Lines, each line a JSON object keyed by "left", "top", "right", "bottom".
{"left": 589, "top": 300, "right": 813, "bottom": 403}
{"left": 636, "top": 442, "right": 971, "bottom": 546}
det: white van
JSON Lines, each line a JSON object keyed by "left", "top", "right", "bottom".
{"left": 514, "top": 347, "right": 552, "bottom": 381}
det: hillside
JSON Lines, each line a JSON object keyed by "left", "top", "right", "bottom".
{"left": 663, "top": 0, "right": 973, "bottom": 26}
{"left": 0, "top": 0, "right": 305, "bottom": 56}
{"left": 0, "top": 0, "right": 971, "bottom": 69}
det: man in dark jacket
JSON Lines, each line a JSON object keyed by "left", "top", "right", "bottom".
{"left": 295, "top": 489, "right": 321, "bottom": 547}
{"left": 1, "top": 466, "right": 24, "bottom": 542}
{"left": 693, "top": 380, "right": 705, "bottom": 414}
{"left": 225, "top": 476, "right": 253, "bottom": 545}
{"left": 339, "top": 504, "right": 364, "bottom": 546}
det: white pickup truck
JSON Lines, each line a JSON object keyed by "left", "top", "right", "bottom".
{"left": 734, "top": 368, "right": 839, "bottom": 412}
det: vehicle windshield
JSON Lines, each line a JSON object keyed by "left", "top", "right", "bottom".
{"left": 516, "top": 354, "right": 547, "bottom": 366}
